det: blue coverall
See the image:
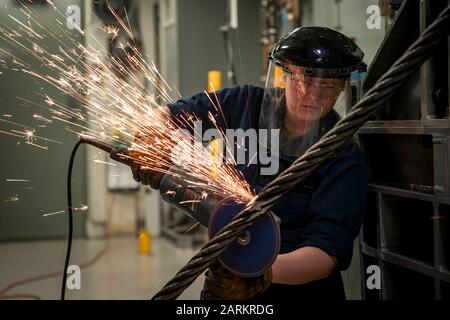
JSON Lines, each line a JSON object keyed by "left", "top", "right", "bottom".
{"left": 168, "top": 85, "right": 368, "bottom": 299}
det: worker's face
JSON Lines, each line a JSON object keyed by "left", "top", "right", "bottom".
{"left": 284, "top": 65, "right": 346, "bottom": 123}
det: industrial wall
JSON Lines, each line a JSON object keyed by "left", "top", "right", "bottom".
{"left": 301, "top": 0, "right": 386, "bottom": 65}
{"left": 0, "top": 0, "right": 87, "bottom": 240}
{"left": 156, "top": 0, "right": 262, "bottom": 100}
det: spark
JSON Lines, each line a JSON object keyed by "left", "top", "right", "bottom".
{"left": 25, "top": 141, "right": 48, "bottom": 150}
{"left": 65, "top": 127, "right": 82, "bottom": 135}
{"left": 7, "top": 15, "right": 43, "bottom": 39}
{"left": 93, "top": 159, "right": 116, "bottom": 166}
{"left": 0, "top": 2, "right": 255, "bottom": 206}
{"left": 185, "top": 222, "right": 201, "bottom": 234}
{"left": 179, "top": 200, "right": 202, "bottom": 205}
{"left": 0, "top": 118, "right": 31, "bottom": 129}
{"left": 9, "top": 129, "right": 34, "bottom": 143}
{"left": 42, "top": 210, "right": 65, "bottom": 217}
{"left": 10, "top": 129, "right": 62, "bottom": 145}
{"left": 124, "top": 8, "right": 134, "bottom": 39}
{"left": 106, "top": 3, "right": 134, "bottom": 40}
{"left": 72, "top": 204, "right": 88, "bottom": 211}
{"left": 0, "top": 130, "right": 21, "bottom": 138}
{"left": 45, "top": 0, "right": 57, "bottom": 10}
{"left": 33, "top": 114, "right": 53, "bottom": 123}
{"left": 11, "top": 186, "right": 35, "bottom": 190}
{"left": 104, "top": 25, "right": 119, "bottom": 40}
{"left": 32, "top": 43, "right": 44, "bottom": 54}
{"left": 247, "top": 152, "right": 258, "bottom": 166}
{"left": 45, "top": 95, "right": 54, "bottom": 106}
{"left": 25, "top": 129, "right": 35, "bottom": 143}
{"left": 5, "top": 195, "right": 20, "bottom": 202}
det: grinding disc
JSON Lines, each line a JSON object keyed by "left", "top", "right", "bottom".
{"left": 208, "top": 197, "right": 280, "bottom": 277}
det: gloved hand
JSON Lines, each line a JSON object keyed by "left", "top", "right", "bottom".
{"left": 110, "top": 147, "right": 165, "bottom": 189}
{"left": 201, "top": 262, "right": 272, "bottom": 300}
{"left": 109, "top": 114, "right": 174, "bottom": 190}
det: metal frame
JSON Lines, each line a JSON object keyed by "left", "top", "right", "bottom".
{"left": 359, "top": 0, "right": 450, "bottom": 300}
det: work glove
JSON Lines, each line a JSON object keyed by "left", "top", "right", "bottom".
{"left": 201, "top": 261, "right": 272, "bottom": 300}
{"left": 110, "top": 146, "right": 165, "bottom": 189}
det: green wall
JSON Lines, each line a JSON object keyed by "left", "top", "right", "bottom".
{"left": 0, "top": 0, "right": 87, "bottom": 240}
{"left": 177, "top": 0, "right": 263, "bottom": 97}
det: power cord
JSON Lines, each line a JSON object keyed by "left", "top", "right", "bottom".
{"left": 61, "top": 136, "right": 117, "bottom": 299}
{"left": 61, "top": 139, "right": 83, "bottom": 300}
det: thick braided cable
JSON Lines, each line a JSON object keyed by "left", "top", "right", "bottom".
{"left": 152, "top": 6, "right": 450, "bottom": 300}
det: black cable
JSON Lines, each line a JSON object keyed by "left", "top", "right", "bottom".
{"left": 60, "top": 136, "right": 115, "bottom": 300}
{"left": 61, "top": 139, "right": 83, "bottom": 300}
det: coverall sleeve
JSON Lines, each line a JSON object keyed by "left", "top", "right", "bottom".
{"left": 167, "top": 85, "right": 263, "bottom": 133}
{"left": 298, "top": 147, "right": 368, "bottom": 271}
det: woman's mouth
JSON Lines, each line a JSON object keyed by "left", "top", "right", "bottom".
{"left": 299, "top": 105, "right": 320, "bottom": 110}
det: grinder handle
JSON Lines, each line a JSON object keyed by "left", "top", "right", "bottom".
{"left": 79, "top": 134, "right": 139, "bottom": 166}
{"left": 79, "top": 135, "right": 115, "bottom": 153}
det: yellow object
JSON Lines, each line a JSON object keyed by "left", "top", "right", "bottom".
{"left": 273, "top": 66, "right": 285, "bottom": 89}
{"left": 209, "top": 139, "right": 222, "bottom": 158}
{"left": 208, "top": 139, "right": 223, "bottom": 180}
{"left": 112, "top": 127, "right": 121, "bottom": 140}
{"left": 208, "top": 71, "right": 222, "bottom": 92}
{"left": 111, "top": 127, "right": 131, "bottom": 147}
{"left": 138, "top": 231, "right": 151, "bottom": 255}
